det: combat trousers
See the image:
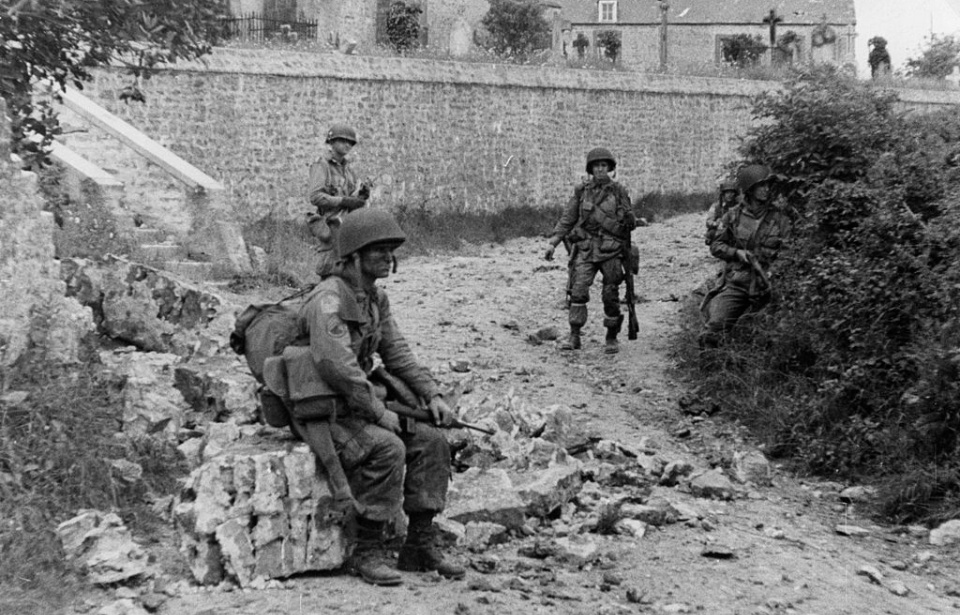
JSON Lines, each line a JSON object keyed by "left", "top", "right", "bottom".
{"left": 700, "top": 283, "right": 766, "bottom": 347}
{"left": 569, "top": 255, "right": 624, "bottom": 328}
{"left": 328, "top": 415, "right": 451, "bottom": 522}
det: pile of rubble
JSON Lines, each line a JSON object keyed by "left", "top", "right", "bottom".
{"left": 52, "top": 258, "right": 778, "bottom": 612}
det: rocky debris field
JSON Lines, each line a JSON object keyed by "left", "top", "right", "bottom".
{"left": 53, "top": 213, "right": 960, "bottom": 615}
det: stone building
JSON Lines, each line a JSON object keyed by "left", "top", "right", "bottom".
{"left": 553, "top": 0, "right": 856, "bottom": 71}
{"left": 226, "top": 0, "right": 855, "bottom": 73}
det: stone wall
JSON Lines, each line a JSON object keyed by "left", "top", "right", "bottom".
{"left": 80, "top": 48, "right": 960, "bottom": 224}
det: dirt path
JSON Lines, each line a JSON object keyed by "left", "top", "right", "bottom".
{"left": 164, "top": 213, "right": 960, "bottom": 615}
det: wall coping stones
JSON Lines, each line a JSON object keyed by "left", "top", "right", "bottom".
{"left": 139, "top": 48, "right": 960, "bottom": 107}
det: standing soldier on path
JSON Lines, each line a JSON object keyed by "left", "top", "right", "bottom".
{"left": 288, "top": 208, "right": 465, "bottom": 586}
{"left": 699, "top": 165, "right": 790, "bottom": 349}
{"left": 544, "top": 147, "right": 637, "bottom": 354}
{"left": 307, "top": 124, "right": 371, "bottom": 278}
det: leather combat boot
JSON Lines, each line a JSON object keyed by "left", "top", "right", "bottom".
{"left": 397, "top": 512, "right": 465, "bottom": 580}
{"left": 345, "top": 517, "right": 402, "bottom": 586}
{"left": 604, "top": 328, "right": 620, "bottom": 355}
{"left": 560, "top": 326, "right": 582, "bottom": 351}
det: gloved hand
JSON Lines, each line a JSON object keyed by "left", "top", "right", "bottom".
{"left": 544, "top": 245, "right": 556, "bottom": 261}
{"left": 340, "top": 196, "right": 366, "bottom": 211}
{"left": 358, "top": 183, "right": 370, "bottom": 200}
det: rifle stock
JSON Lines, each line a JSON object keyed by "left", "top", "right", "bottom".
{"left": 622, "top": 242, "right": 639, "bottom": 341}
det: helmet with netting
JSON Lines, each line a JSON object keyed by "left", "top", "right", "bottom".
{"left": 736, "top": 165, "right": 772, "bottom": 193}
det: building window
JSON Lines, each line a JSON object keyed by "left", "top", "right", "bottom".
{"left": 598, "top": 1, "right": 617, "bottom": 23}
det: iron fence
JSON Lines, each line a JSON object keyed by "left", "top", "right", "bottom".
{"left": 219, "top": 13, "right": 318, "bottom": 41}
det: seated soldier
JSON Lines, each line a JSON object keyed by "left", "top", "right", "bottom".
{"left": 288, "top": 208, "right": 464, "bottom": 586}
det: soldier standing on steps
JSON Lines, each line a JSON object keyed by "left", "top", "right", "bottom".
{"left": 543, "top": 147, "right": 637, "bottom": 354}
{"left": 292, "top": 208, "right": 465, "bottom": 587}
{"left": 307, "top": 124, "right": 372, "bottom": 278}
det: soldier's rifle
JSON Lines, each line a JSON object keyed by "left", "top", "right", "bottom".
{"left": 371, "top": 366, "right": 494, "bottom": 435}
{"left": 621, "top": 240, "right": 639, "bottom": 341}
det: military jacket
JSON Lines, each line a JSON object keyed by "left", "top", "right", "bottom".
{"left": 295, "top": 274, "right": 439, "bottom": 422}
{"left": 711, "top": 202, "right": 790, "bottom": 291}
{"left": 553, "top": 178, "right": 636, "bottom": 263}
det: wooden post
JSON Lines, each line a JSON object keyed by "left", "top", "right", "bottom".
{"left": 658, "top": 1, "right": 669, "bottom": 72}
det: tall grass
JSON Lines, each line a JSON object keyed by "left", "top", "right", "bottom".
{"left": 0, "top": 361, "right": 187, "bottom": 614}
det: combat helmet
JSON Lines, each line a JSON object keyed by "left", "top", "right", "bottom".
{"left": 736, "top": 164, "right": 772, "bottom": 193}
{"left": 338, "top": 209, "right": 406, "bottom": 258}
{"left": 719, "top": 179, "right": 738, "bottom": 193}
{"left": 585, "top": 147, "right": 617, "bottom": 173}
{"left": 326, "top": 124, "right": 358, "bottom": 145}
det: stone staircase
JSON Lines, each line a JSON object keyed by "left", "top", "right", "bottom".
{"left": 51, "top": 89, "right": 250, "bottom": 281}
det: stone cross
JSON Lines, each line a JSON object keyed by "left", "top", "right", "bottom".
{"left": 763, "top": 9, "right": 783, "bottom": 49}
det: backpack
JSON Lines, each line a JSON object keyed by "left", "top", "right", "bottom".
{"left": 229, "top": 285, "right": 321, "bottom": 426}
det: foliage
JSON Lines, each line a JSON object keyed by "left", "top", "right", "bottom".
{"left": 905, "top": 34, "right": 960, "bottom": 80}
{"left": 479, "top": 0, "right": 551, "bottom": 60}
{"left": 720, "top": 34, "right": 767, "bottom": 68}
{"left": 596, "top": 30, "right": 621, "bottom": 63}
{"left": 385, "top": 1, "right": 423, "bottom": 53}
{"left": 0, "top": 0, "right": 228, "bottom": 168}
{"left": 572, "top": 33, "right": 590, "bottom": 58}
{"left": 0, "top": 361, "right": 187, "bottom": 612}
{"left": 689, "top": 64, "right": 960, "bottom": 522}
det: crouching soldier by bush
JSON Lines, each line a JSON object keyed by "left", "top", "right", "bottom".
{"left": 306, "top": 124, "right": 372, "bottom": 278}
{"left": 544, "top": 147, "right": 637, "bottom": 354}
{"left": 705, "top": 179, "right": 739, "bottom": 246}
{"left": 287, "top": 208, "right": 464, "bottom": 586}
{"left": 699, "top": 165, "right": 790, "bottom": 350}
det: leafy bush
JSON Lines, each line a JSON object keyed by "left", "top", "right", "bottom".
{"left": 905, "top": 34, "right": 960, "bottom": 80}
{"left": 479, "top": 0, "right": 551, "bottom": 60}
{"left": 385, "top": 1, "right": 422, "bottom": 53}
{"left": 720, "top": 34, "right": 767, "bottom": 67}
{"left": 687, "top": 65, "right": 960, "bottom": 522}
{"left": 597, "top": 30, "right": 621, "bottom": 63}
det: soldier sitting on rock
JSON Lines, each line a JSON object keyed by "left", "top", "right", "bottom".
{"left": 288, "top": 208, "right": 464, "bottom": 586}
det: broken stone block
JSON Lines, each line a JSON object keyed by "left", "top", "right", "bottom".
{"left": 100, "top": 350, "right": 189, "bottom": 439}
{"left": 444, "top": 468, "right": 526, "bottom": 531}
{"left": 97, "top": 599, "right": 150, "bottom": 615}
{"left": 553, "top": 535, "right": 599, "bottom": 565}
{"left": 62, "top": 257, "right": 233, "bottom": 357}
{"left": 173, "top": 435, "right": 348, "bottom": 587}
{"left": 619, "top": 501, "right": 673, "bottom": 527}
{"left": 839, "top": 485, "right": 876, "bottom": 503}
{"left": 615, "top": 519, "right": 647, "bottom": 538}
{"left": 513, "top": 456, "right": 583, "bottom": 518}
{"left": 634, "top": 454, "right": 666, "bottom": 478}
{"left": 731, "top": 450, "right": 772, "bottom": 486}
{"left": 688, "top": 469, "right": 738, "bottom": 500}
{"left": 464, "top": 521, "right": 509, "bottom": 551}
{"left": 57, "top": 510, "right": 150, "bottom": 585}
{"left": 930, "top": 519, "right": 960, "bottom": 546}
{"left": 660, "top": 460, "right": 695, "bottom": 487}
{"left": 173, "top": 358, "right": 259, "bottom": 425}
{"left": 202, "top": 421, "right": 242, "bottom": 461}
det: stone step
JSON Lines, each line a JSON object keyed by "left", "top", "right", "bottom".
{"left": 133, "top": 227, "right": 168, "bottom": 243}
{"left": 137, "top": 242, "right": 186, "bottom": 262}
{"left": 163, "top": 260, "right": 220, "bottom": 282}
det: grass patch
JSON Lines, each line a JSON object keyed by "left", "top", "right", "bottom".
{"left": 635, "top": 190, "right": 713, "bottom": 222}
{"left": 0, "top": 360, "right": 187, "bottom": 613}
